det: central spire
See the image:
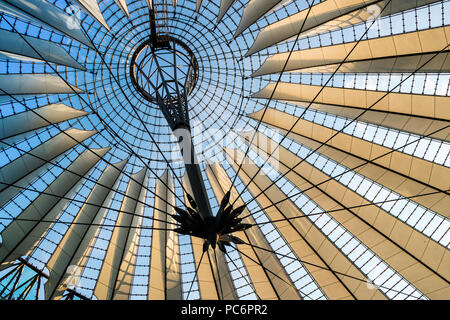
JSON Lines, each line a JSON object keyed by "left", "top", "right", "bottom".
{"left": 130, "top": 34, "right": 213, "bottom": 220}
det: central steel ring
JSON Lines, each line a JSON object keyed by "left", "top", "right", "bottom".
{"left": 130, "top": 35, "right": 199, "bottom": 103}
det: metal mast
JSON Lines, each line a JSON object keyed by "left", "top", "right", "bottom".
{"left": 131, "top": 2, "right": 213, "bottom": 220}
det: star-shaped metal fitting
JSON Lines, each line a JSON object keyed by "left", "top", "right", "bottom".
{"left": 173, "top": 191, "right": 251, "bottom": 253}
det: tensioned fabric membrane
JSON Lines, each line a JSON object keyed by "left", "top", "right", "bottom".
{"left": 0, "top": 0, "right": 449, "bottom": 300}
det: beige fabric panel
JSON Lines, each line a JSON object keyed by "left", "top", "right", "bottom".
{"left": 283, "top": 52, "right": 450, "bottom": 74}
{"left": 247, "top": 0, "right": 378, "bottom": 55}
{"left": 248, "top": 108, "right": 450, "bottom": 217}
{"left": 181, "top": 175, "right": 217, "bottom": 299}
{"left": 0, "top": 148, "right": 109, "bottom": 272}
{"left": 206, "top": 163, "right": 301, "bottom": 300}
{"left": 165, "top": 173, "right": 182, "bottom": 300}
{"left": 246, "top": 0, "right": 441, "bottom": 55}
{"left": 277, "top": 101, "right": 450, "bottom": 142}
{"left": 113, "top": 0, "right": 129, "bottom": 16}
{"left": 205, "top": 245, "right": 239, "bottom": 300}
{"left": 189, "top": 235, "right": 237, "bottom": 299}
{"left": 0, "top": 129, "right": 97, "bottom": 208}
{"left": 44, "top": 158, "right": 127, "bottom": 300}
{"left": 148, "top": 170, "right": 182, "bottom": 300}
{"left": 225, "top": 148, "right": 387, "bottom": 300}
{"left": 288, "top": 129, "right": 450, "bottom": 218}
{"left": 183, "top": 174, "right": 238, "bottom": 300}
{"left": 0, "top": 74, "right": 83, "bottom": 96}
{"left": 94, "top": 169, "right": 147, "bottom": 300}
{"left": 234, "top": 0, "right": 282, "bottom": 37}
{"left": 196, "top": 0, "right": 203, "bottom": 11}
{"left": 206, "top": 163, "right": 278, "bottom": 300}
{"left": 0, "top": 129, "right": 95, "bottom": 192}
{"left": 279, "top": 130, "right": 450, "bottom": 276}
{"left": 252, "top": 26, "right": 450, "bottom": 76}
{"left": 245, "top": 131, "right": 450, "bottom": 299}
{"left": 113, "top": 174, "right": 148, "bottom": 299}
{"left": 190, "top": 236, "right": 219, "bottom": 299}
{"left": 0, "top": 0, "right": 93, "bottom": 49}
{"left": 297, "top": 0, "right": 443, "bottom": 40}
{"left": 72, "top": 0, "right": 110, "bottom": 30}
{"left": 217, "top": 0, "right": 235, "bottom": 22}
{"left": 0, "top": 104, "right": 88, "bottom": 144}
{"left": 147, "top": 170, "right": 167, "bottom": 299}
{"left": 144, "top": 0, "right": 152, "bottom": 10}
{"left": 0, "top": 28, "right": 86, "bottom": 70}
{"left": 251, "top": 84, "right": 450, "bottom": 121}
